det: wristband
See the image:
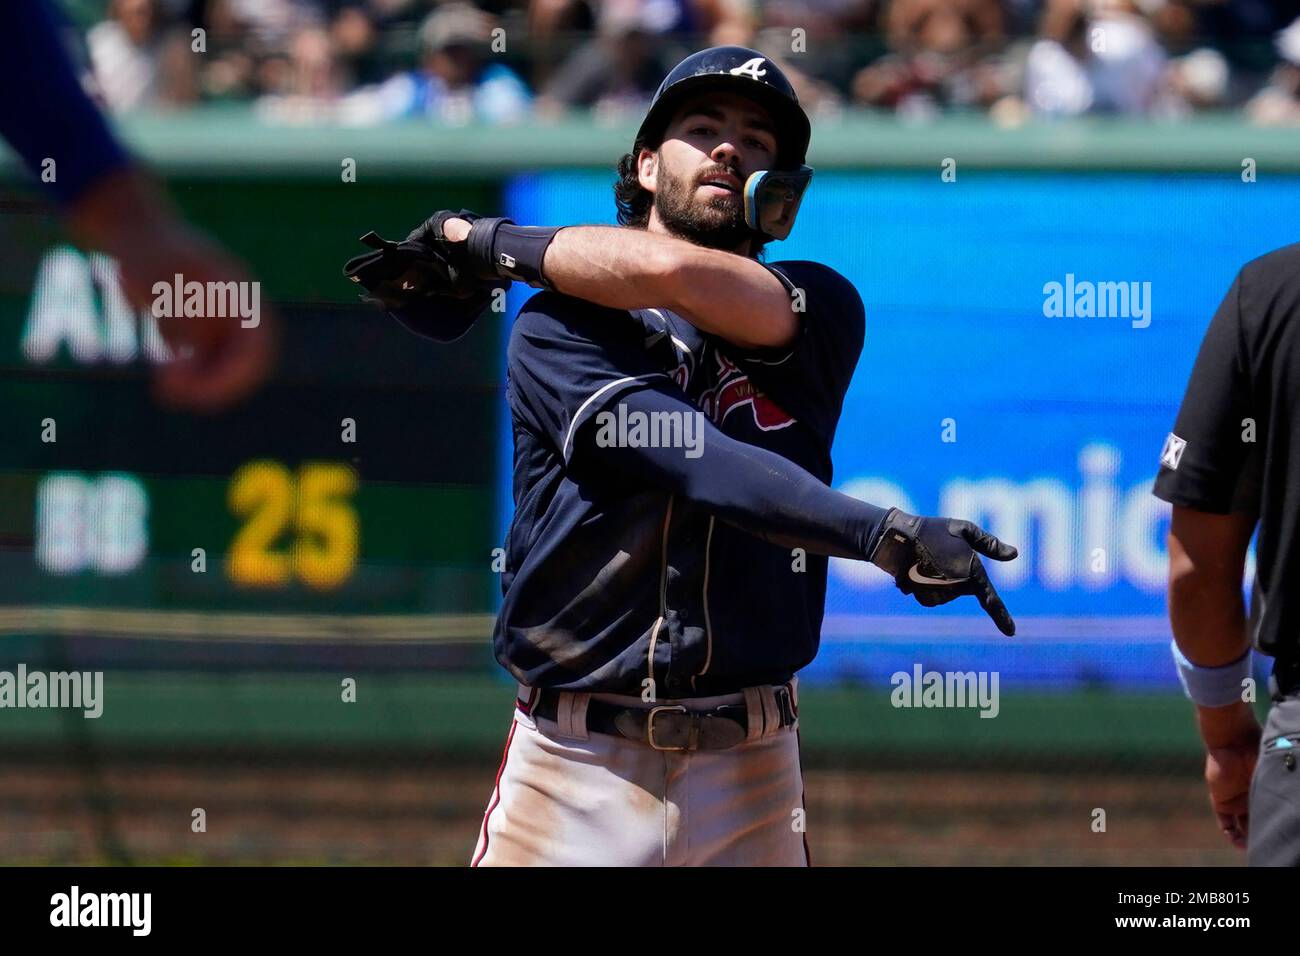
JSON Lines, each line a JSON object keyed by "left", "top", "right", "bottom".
{"left": 1170, "top": 641, "right": 1252, "bottom": 708}
{"left": 465, "top": 217, "right": 561, "bottom": 289}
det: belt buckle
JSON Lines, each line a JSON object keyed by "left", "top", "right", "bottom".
{"left": 647, "top": 704, "right": 690, "bottom": 751}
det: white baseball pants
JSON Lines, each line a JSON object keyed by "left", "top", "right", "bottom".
{"left": 471, "top": 681, "right": 810, "bottom": 867}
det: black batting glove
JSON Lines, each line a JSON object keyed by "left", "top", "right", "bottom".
{"left": 403, "top": 209, "right": 489, "bottom": 289}
{"left": 406, "top": 209, "right": 552, "bottom": 287}
{"left": 406, "top": 208, "right": 484, "bottom": 248}
{"left": 867, "top": 508, "right": 1019, "bottom": 636}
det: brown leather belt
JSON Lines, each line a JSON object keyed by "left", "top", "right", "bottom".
{"left": 523, "top": 684, "right": 797, "bottom": 751}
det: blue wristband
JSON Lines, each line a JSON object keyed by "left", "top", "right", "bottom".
{"left": 1170, "top": 641, "right": 1251, "bottom": 708}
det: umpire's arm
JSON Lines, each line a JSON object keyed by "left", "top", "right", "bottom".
{"left": 1155, "top": 264, "right": 1264, "bottom": 849}
{"left": 1167, "top": 506, "right": 1260, "bottom": 848}
{"left": 1168, "top": 507, "right": 1258, "bottom": 725}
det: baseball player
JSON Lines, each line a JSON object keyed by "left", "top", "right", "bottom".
{"left": 1155, "top": 243, "right": 1300, "bottom": 865}
{"left": 349, "top": 46, "right": 1019, "bottom": 866}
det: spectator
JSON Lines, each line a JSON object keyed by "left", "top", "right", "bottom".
{"left": 1248, "top": 16, "right": 1300, "bottom": 124}
{"left": 199, "top": 0, "right": 324, "bottom": 101}
{"left": 527, "top": 0, "right": 596, "bottom": 91}
{"left": 536, "top": 0, "right": 759, "bottom": 120}
{"left": 851, "top": 0, "right": 1010, "bottom": 116}
{"left": 1157, "top": 46, "right": 1231, "bottom": 116}
{"left": 68, "top": 0, "right": 1297, "bottom": 122}
{"left": 752, "top": 26, "right": 846, "bottom": 116}
{"left": 342, "top": 3, "right": 532, "bottom": 124}
{"left": 759, "top": 0, "right": 878, "bottom": 95}
{"left": 762, "top": 0, "right": 877, "bottom": 36}
{"left": 581, "top": 0, "right": 755, "bottom": 45}
{"left": 198, "top": 0, "right": 258, "bottom": 100}
{"left": 253, "top": 24, "right": 349, "bottom": 122}
{"left": 321, "top": 1, "right": 434, "bottom": 87}
{"left": 1087, "top": 0, "right": 1168, "bottom": 113}
{"left": 1021, "top": 0, "right": 1167, "bottom": 118}
{"left": 535, "top": 2, "right": 672, "bottom": 122}
{"left": 218, "top": 0, "right": 321, "bottom": 50}
{"left": 328, "top": 4, "right": 383, "bottom": 87}
{"left": 88, "top": 0, "right": 198, "bottom": 112}
{"left": 695, "top": 0, "right": 759, "bottom": 46}
{"left": 1195, "top": 0, "right": 1300, "bottom": 70}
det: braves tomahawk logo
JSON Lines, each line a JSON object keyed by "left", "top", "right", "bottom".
{"left": 700, "top": 351, "right": 795, "bottom": 431}
{"left": 728, "top": 58, "right": 767, "bottom": 81}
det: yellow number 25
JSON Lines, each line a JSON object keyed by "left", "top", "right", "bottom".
{"left": 227, "top": 461, "right": 359, "bottom": 591}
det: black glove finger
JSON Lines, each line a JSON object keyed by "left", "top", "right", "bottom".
{"left": 969, "top": 558, "right": 1016, "bottom": 636}
{"left": 953, "top": 520, "right": 1018, "bottom": 562}
{"left": 407, "top": 210, "right": 453, "bottom": 245}
{"left": 408, "top": 209, "right": 482, "bottom": 247}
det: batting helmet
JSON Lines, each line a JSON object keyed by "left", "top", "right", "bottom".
{"left": 634, "top": 46, "right": 813, "bottom": 240}
{"left": 637, "top": 46, "right": 811, "bottom": 167}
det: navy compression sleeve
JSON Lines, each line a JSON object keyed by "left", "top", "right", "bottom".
{"left": 0, "top": 1, "right": 132, "bottom": 204}
{"left": 573, "top": 385, "right": 889, "bottom": 559}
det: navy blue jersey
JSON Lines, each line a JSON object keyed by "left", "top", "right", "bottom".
{"left": 499, "top": 260, "right": 865, "bottom": 696}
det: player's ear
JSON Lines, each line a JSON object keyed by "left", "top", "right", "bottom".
{"left": 637, "top": 147, "right": 658, "bottom": 194}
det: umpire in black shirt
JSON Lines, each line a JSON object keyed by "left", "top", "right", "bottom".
{"left": 1154, "top": 242, "right": 1300, "bottom": 866}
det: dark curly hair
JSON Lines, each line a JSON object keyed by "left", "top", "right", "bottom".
{"left": 613, "top": 140, "right": 770, "bottom": 258}
{"left": 613, "top": 140, "right": 654, "bottom": 229}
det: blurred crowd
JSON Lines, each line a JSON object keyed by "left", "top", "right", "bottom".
{"left": 65, "top": 0, "right": 1300, "bottom": 124}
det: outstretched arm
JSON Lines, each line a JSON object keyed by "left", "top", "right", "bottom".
{"left": 575, "top": 385, "right": 887, "bottom": 560}
{"left": 572, "top": 384, "right": 1018, "bottom": 634}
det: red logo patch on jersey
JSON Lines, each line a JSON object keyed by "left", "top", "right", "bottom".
{"left": 701, "top": 353, "right": 795, "bottom": 432}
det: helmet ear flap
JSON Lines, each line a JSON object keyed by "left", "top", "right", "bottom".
{"left": 742, "top": 166, "right": 813, "bottom": 240}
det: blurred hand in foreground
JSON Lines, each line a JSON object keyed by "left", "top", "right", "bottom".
{"left": 68, "top": 167, "right": 277, "bottom": 413}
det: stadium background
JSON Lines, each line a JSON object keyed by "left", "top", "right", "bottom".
{"left": 5, "top": 0, "right": 1300, "bottom": 865}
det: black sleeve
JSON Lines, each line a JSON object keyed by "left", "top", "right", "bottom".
{"left": 571, "top": 386, "right": 889, "bottom": 559}
{"left": 0, "top": 0, "right": 132, "bottom": 204}
{"left": 727, "top": 260, "right": 866, "bottom": 439}
{"left": 1152, "top": 271, "right": 1258, "bottom": 514}
{"left": 506, "top": 291, "right": 675, "bottom": 463}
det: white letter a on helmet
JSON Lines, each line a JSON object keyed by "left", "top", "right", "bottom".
{"left": 729, "top": 57, "right": 768, "bottom": 81}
